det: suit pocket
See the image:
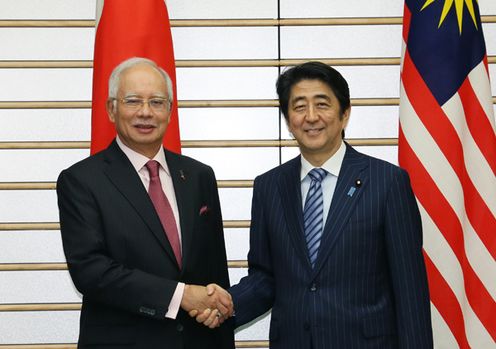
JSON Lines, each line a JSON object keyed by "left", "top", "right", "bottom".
{"left": 361, "top": 314, "right": 396, "bottom": 338}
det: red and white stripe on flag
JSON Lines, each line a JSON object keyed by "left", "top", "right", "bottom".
{"left": 90, "top": 0, "right": 180, "bottom": 154}
{"left": 399, "top": 1, "right": 496, "bottom": 348}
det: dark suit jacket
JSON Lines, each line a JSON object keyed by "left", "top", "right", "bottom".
{"left": 57, "top": 140, "right": 234, "bottom": 349}
{"left": 230, "top": 144, "right": 433, "bottom": 349}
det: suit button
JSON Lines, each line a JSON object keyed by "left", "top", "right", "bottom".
{"left": 310, "top": 283, "right": 317, "bottom": 292}
{"left": 304, "top": 323, "right": 310, "bottom": 331}
{"left": 176, "top": 323, "right": 184, "bottom": 332}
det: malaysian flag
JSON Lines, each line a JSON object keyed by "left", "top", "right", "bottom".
{"left": 399, "top": 0, "right": 496, "bottom": 348}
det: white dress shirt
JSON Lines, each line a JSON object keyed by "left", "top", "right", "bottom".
{"left": 116, "top": 137, "right": 184, "bottom": 319}
{"left": 300, "top": 141, "right": 346, "bottom": 227}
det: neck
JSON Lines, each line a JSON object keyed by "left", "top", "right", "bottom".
{"left": 301, "top": 144, "right": 341, "bottom": 167}
{"left": 118, "top": 137, "right": 162, "bottom": 160}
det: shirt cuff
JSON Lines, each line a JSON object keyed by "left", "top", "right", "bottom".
{"left": 165, "top": 282, "right": 185, "bottom": 319}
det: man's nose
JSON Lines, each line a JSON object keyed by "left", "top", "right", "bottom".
{"left": 138, "top": 100, "right": 153, "bottom": 116}
{"left": 306, "top": 105, "right": 318, "bottom": 121}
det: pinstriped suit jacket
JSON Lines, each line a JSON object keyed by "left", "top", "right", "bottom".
{"left": 230, "top": 144, "right": 433, "bottom": 349}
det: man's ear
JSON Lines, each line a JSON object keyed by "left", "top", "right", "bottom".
{"left": 342, "top": 106, "right": 351, "bottom": 129}
{"left": 106, "top": 99, "right": 116, "bottom": 123}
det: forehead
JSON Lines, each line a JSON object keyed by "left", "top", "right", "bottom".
{"left": 118, "top": 64, "right": 167, "bottom": 94}
{"left": 289, "top": 79, "right": 336, "bottom": 101}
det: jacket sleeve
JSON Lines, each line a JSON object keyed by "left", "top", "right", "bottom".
{"left": 229, "top": 175, "right": 275, "bottom": 327}
{"left": 384, "top": 168, "right": 433, "bottom": 348}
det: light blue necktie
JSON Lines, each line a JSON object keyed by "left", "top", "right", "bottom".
{"left": 303, "top": 168, "right": 327, "bottom": 268}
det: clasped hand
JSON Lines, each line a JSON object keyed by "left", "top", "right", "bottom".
{"left": 180, "top": 283, "right": 233, "bottom": 328}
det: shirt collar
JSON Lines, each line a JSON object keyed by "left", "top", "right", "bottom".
{"left": 300, "top": 141, "right": 346, "bottom": 181}
{"left": 115, "top": 136, "right": 171, "bottom": 177}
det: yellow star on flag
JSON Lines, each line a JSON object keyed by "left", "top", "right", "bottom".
{"left": 421, "top": 0, "right": 478, "bottom": 33}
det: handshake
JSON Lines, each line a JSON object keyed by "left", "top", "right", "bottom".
{"left": 180, "top": 283, "right": 234, "bottom": 329}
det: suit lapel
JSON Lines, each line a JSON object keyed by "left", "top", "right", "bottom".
{"left": 278, "top": 156, "right": 313, "bottom": 270}
{"left": 313, "top": 144, "right": 370, "bottom": 274}
{"left": 165, "top": 150, "right": 194, "bottom": 274}
{"left": 102, "top": 141, "right": 178, "bottom": 267}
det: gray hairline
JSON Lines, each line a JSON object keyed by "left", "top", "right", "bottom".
{"left": 108, "top": 57, "right": 174, "bottom": 108}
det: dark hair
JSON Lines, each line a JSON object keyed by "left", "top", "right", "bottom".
{"left": 276, "top": 62, "right": 351, "bottom": 137}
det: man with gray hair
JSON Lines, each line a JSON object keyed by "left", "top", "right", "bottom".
{"left": 57, "top": 57, "right": 234, "bottom": 348}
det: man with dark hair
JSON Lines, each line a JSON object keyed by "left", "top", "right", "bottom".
{"left": 57, "top": 57, "right": 234, "bottom": 349}
{"left": 197, "top": 61, "right": 433, "bottom": 348}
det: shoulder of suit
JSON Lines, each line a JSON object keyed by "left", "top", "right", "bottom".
{"left": 61, "top": 148, "right": 107, "bottom": 175}
{"left": 164, "top": 149, "right": 213, "bottom": 172}
{"left": 253, "top": 155, "right": 300, "bottom": 184}
{"left": 346, "top": 144, "right": 403, "bottom": 174}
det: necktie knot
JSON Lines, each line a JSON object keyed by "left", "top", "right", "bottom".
{"left": 145, "top": 160, "right": 160, "bottom": 179}
{"left": 308, "top": 168, "right": 327, "bottom": 183}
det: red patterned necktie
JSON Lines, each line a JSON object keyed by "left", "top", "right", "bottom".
{"left": 145, "top": 160, "right": 182, "bottom": 268}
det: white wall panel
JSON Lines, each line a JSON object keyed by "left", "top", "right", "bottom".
{"left": 281, "top": 0, "right": 496, "bottom": 18}
{"left": 0, "top": 28, "right": 94, "bottom": 60}
{"left": 0, "top": 190, "right": 58, "bottom": 222}
{"left": 479, "top": 1, "right": 496, "bottom": 14}
{"left": 167, "top": 0, "right": 277, "bottom": 19}
{"left": 280, "top": 0, "right": 403, "bottom": 18}
{"left": 224, "top": 228, "right": 250, "bottom": 260}
{"left": 219, "top": 188, "right": 253, "bottom": 220}
{"left": 0, "top": 69, "right": 92, "bottom": 101}
{"left": 0, "top": 150, "right": 88, "bottom": 182}
{"left": 182, "top": 148, "right": 279, "bottom": 180}
{"left": 0, "top": 109, "right": 90, "bottom": 141}
{"left": 177, "top": 67, "right": 279, "bottom": 100}
{"left": 341, "top": 65, "right": 401, "bottom": 98}
{"left": 0, "top": 271, "right": 80, "bottom": 303}
{"left": 281, "top": 24, "right": 495, "bottom": 59}
{"left": 356, "top": 145, "right": 398, "bottom": 166}
{"left": 346, "top": 106, "right": 399, "bottom": 138}
{"left": 490, "top": 63, "right": 496, "bottom": 93}
{"left": 281, "top": 25, "right": 402, "bottom": 59}
{"left": 179, "top": 107, "right": 280, "bottom": 140}
{"left": 173, "top": 27, "right": 278, "bottom": 60}
{"left": 0, "top": 312, "right": 80, "bottom": 344}
{"left": 0, "top": 0, "right": 96, "bottom": 19}
{"left": 0, "top": 231, "right": 65, "bottom": 263}
{"left": 482, "top": 24, "right": 496, "bottom": 55}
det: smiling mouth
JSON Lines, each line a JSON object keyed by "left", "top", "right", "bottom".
{"left": 305, "top": 127, "right": 324, "bottom": 135}
{"left": 134, "top": 124, "right": 156, "bottom": 129}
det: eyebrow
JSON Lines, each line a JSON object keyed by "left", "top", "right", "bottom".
{"left": 291, "top": 94, "right": 332, "bottom": 104}
{"left": 313, "top": 94, "right": 332, "bottom": 101}
{"left": 291, "top": 96, "right": 307, "bottom": 105}
{"left": 123, "top": 93, "right": 167, "bottom": 98}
